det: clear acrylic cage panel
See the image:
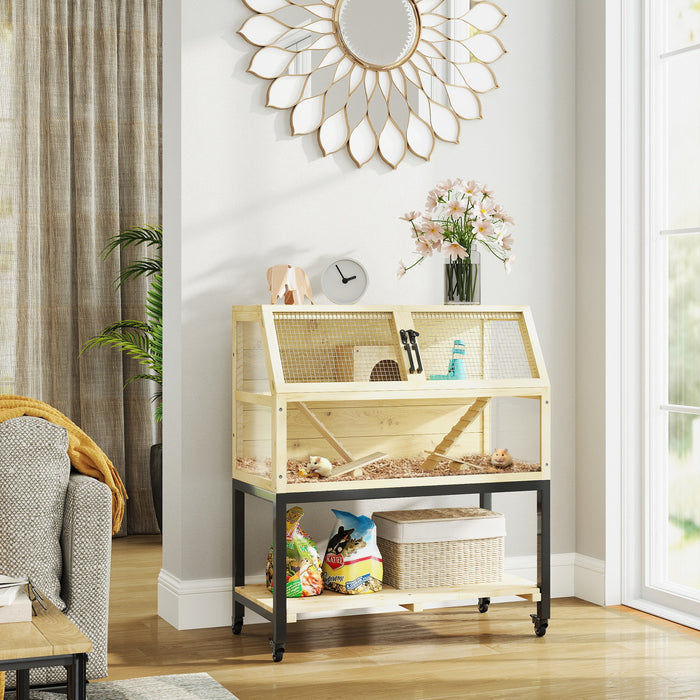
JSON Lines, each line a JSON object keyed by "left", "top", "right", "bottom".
{"left": 273, "top": 311, "right": 403, "bottom": 383}
{"left": 285, "top": 400, "right": 487, "bottom": 461}
{"left": 282, "top": 397, "right": 543, "bottom": 485}
{"left": 234, "top": 402, "right": 273, "bottom": 483}
{"left": 412, "top": 311, "right": 538, "bottom": 381}
{"left": 236, "top": 320, "right": 269, "bottom": 393}
{"left": 490, "top": 397, "right": 543, "bottom": 467}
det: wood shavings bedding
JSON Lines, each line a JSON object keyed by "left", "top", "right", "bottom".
{"left": 237, "top": 454, "right": 541, "bottom": 483}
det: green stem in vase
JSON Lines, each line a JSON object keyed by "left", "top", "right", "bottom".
{"left": 465, "top": 258, "right": 471, "bottom": 302}
{"left": 446, "top": 256, "right": 479, "bottom": 303}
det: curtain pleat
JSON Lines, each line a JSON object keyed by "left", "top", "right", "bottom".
{"left": 2, "top": 0, "right": 162, "bottom": 534}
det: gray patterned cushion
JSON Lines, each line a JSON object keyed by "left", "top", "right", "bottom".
{"left": 3, "top": 474, "right": 113, "bottom": 690}
{"left": 61, "top": 474, "right": 112, "bottom": 679}
{"left": 0, "top": 416, "right": 70, "bottom": 609}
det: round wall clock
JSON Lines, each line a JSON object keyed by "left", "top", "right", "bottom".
{"left": 321, "top": 258, "right": 368, "bottom": 304}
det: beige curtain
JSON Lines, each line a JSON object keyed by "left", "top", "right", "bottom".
{"left": 0, "top": 0, "right": 162, "bottom": 534}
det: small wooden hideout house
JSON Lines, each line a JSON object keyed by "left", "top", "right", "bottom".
{"left": 232, "top": 305, "right": 551, "bottom": 492}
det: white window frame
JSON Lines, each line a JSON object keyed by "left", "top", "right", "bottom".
{"left": 617, "top": 0, "right": 700, "bottom": 629}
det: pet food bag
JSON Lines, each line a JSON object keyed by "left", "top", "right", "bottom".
{"left": 322, "top": 509, "right": 383, "bottom": 595}
{"left": 266, "top": 506, "right": 323, "bottom": 598}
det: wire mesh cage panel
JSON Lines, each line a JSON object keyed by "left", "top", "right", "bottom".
{"left": 411, "top": 311, "right": 538, "bottom": 381}
{"left": 272, "top": 311, "right": 402, "bottom": 383}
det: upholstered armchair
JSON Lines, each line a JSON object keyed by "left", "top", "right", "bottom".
{"left": 0, "top": 416, "right": 113, "bottom": 690}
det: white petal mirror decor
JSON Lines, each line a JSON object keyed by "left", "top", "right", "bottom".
{"left": 239, "top": 0, "right": 506, "bottom": 168}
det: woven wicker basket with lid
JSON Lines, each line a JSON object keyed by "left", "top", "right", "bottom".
{"left": 373, "top": 507, "right": 505, "bottom": 589}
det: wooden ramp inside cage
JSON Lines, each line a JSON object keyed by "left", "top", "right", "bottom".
{"left": 420, "top": 397, "right": 490, "bottom": 471}
{"left": 295, "top": 402, "right": 387, "bottom": 477}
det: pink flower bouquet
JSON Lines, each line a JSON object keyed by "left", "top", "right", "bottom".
{"left": 398, "top": 178, "right": 515, "bottom": 280}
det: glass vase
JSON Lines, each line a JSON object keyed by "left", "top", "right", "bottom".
{"left": 444, "top": 246, "right": 481, "bottom": 304}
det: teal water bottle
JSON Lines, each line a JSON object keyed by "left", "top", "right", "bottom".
{"left": 447, "top": 340, "right": 466, "bottom": 379}
{"left": 429, "top": 339, "right": 467, "bottom": 380}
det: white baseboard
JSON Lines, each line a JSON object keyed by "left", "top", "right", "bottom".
{"left": 158, "top": 551, "right": 605, "bottom": 630}
{"left": 158, "top": 569, "right": 245, "bottom": 630}
{"left": 624, "top": 597, "right": 700, "bottom": 632}
{"left": 573, "top": 553, "right": 606, "bottom": 605}
{"left": 505, "top": 552, "right": 576, "bottom": 598}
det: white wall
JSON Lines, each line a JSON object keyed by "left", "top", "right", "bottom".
{"left": 575, "top": 0, "right": 606, "bottom": 565}
{"left": 161, "top": 0, "right": 579, "bottom": 628}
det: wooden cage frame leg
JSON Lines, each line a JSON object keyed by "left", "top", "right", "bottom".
{"left": 420, "top": 397, "right": 491, "bottom": 471}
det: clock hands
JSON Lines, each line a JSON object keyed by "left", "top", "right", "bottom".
{"left": 335, "top": 264, "right": 357, "bottom": 284}
{"left": 324, "top": 259, "right": 366, "bottom": 303}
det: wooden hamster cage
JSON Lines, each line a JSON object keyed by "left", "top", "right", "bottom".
{"left": 232, "top": 305, "right": 553, "bottom": 660}
{"left": 232, "top": 305, "right": 551, "bottom": 492}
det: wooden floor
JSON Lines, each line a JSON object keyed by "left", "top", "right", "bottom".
{"left": 105, "top": 536, "right": 700, "bottom": 700}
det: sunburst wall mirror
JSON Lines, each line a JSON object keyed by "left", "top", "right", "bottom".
{"left": 239, "top": 0, "right": 506, "bottom": 168}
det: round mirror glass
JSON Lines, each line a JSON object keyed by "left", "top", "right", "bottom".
{"left": 336, "top": 0, "right": 420, "bottom": 69}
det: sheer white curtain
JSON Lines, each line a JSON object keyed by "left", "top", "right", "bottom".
{"left": 0, "top": 0, "right": 162, "bottom": 534}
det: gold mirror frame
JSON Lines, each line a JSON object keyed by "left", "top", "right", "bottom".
{"left": 333, "top": 0, "right": 421, "bottom": 71}
{"left": 239, "top": 0, "right": 507, "bottom": 168}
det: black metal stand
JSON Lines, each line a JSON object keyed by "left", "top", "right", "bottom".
{"left": 1, "top": 653, "right": 88, "bottom": 700}
{"left": 232, "top": 478, "right": 551, "bottom": 661}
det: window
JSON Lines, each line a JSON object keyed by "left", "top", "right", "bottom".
{"left": 646, "top": 0, "right": 700, "bottom": 615}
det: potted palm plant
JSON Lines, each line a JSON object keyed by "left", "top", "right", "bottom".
{"left": 82, "top": 225, "right": 163, "bottom": 530}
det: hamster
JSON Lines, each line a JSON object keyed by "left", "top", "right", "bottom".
{"left": 490, "top": 448, "right": 513, "bottom": 468}
{"left": 307, "top": 455, "right": 332, "bottom": 477}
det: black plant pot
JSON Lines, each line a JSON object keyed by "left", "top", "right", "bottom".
{"left": 150, "top": 442, "right": 163, "bottom": 533}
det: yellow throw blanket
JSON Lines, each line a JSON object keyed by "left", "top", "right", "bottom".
{"left": 0, "top": 395, "right": 127, "bottom": 534}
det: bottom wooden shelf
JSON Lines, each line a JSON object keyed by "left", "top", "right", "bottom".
{"left": 236, "top": 575, "right": 541, "bottom": 623}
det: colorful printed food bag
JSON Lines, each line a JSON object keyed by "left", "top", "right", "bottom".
{"left": 322, "top": 509, "right": 383, "bottom": 595}
{"left": 266, "top": 506, "right": 323, "bottom": 597}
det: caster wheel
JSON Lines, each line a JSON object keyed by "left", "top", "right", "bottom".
{"left": 269, "top": 639, "right": 285, "bottom": 662}
{"left": 232, "top": 618, "right": 243, "bottom": 635}
{"left": 530, "top": 614, "right": 548, "bottom": 637}
{"left": 477, "top": 597, "right": 490, "bottom": 613}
